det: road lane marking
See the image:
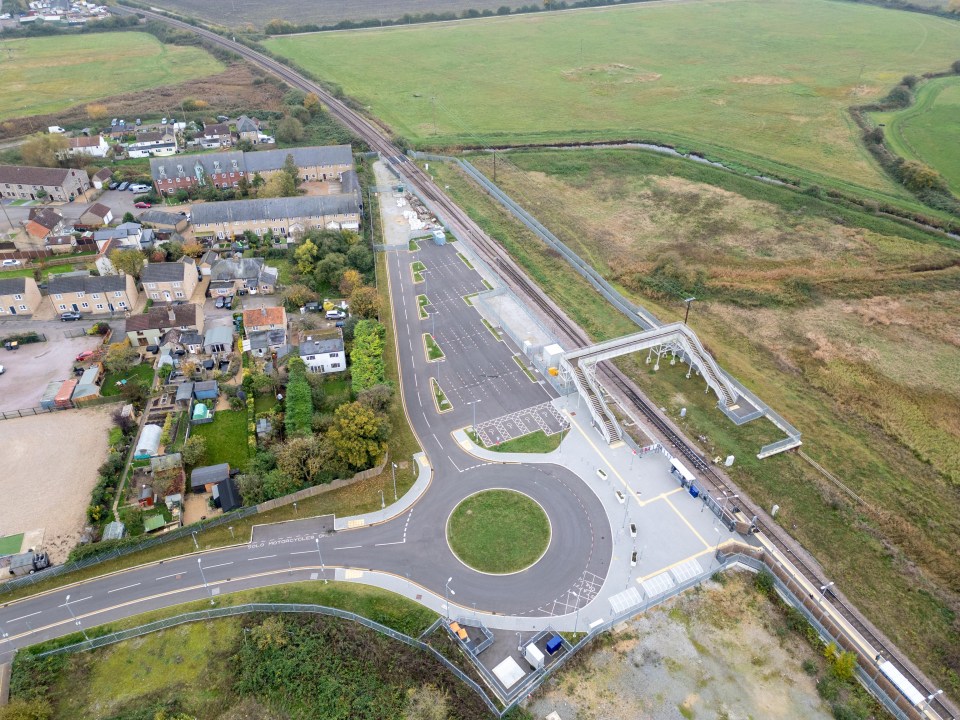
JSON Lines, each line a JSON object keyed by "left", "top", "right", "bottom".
{"left": 335, "top": 545, "right": 361, "bottom": 550}
{"left": 374, "top": 540, "right": 405, "bottom": 547}
{"left": 205, "top": 561, "right": 234, "bottom": 569}
{"left": 289, "top": 550, "right": 316, "bottom": 555}
{"left": 155, "top": 572, "right": 186, "bottom": 581}
{"left": 247, "top": 555, "right": 276, "bottom": 561}
{"left": 6, "top": 611, "right": 41, "bottom": 623}
{"left": 57, "top": 596, "right": 90, "bottom": 607}
{"left": 108, "top": 583, "right": 141, "bottom": 594}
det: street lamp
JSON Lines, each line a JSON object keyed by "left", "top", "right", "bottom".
{"left": 391, "top": 462, "right": 398, "bottom": 501}
{"left": 197, "top": 557, "right": 208, "bottom": 588}
{"left": 466, "top": 399, "right": 480, "bottom": 432}
{"left": 683, "top": 297, "right": 696, "bottom": 325}
{"left": 64, "top": 594, "right": 90, "bottom": 643}
{"left": 191, "top": 530, "right": 199, "bottom": 550}
{"left": 380, "top": 488, "right": 385, "bottom": 510}
{"left": 315, "top": 537, "right": 327, "bottom": 584}
{"left": 444, "top": 577, "right": 455, "bottom": 619}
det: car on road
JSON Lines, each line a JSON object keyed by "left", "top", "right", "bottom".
{"left": 60, "top": 311, "right": 82, "bottom": 321}
{"left": 1, "top": 259, "right": 21, "bottom": 267}
{"left": 75, "top": 350, "right": 95, "bottom": 362}
{"left": 134, "top": 201, "right": 151, "bottom": 209}
{"left": 214, "top": 296, "right": 225, "bottom": 309}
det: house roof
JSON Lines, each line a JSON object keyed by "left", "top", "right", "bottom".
{"left": 203, "top": 122, "right": 230, "bottom": 137}
{"left": 45, "top": 234, "right": 74, "bottom": 247}
{"left": 149, "top": 145, "right": 352, "bottom": 184}
{"left": 259, "top": 266, "right": 278, "bottom": 287}
{"left": 190, "top": 194, "right": 358, "bottom": 226}
{"left": 210, "top": 257, "right": 263, "bottom": 282}
{"left": 194, "top": 379, "right": 218, "bottom": 393}
{"left": 93, "top": 167, "right": 113, "bottom": 181}
{"left": 83, "top": 202, "right": 111, "bottom": 219}
{"left": 132, "top": 130, "right": 169, "bottom": 143}
{"left": 27, "top": 208, "right": 63, "bottom": 231}
{"left": 243, "top": 306, "right": 285, "bottom": 329}
{"left": 199, "top": 250, "right": 219, "bottom": 267}
{"left": 68, "top": 134, "right": 104, "bottom": 148}
{"left": 138, "top": 210, "right": 185, "bottom": 227}
{"left": 48, "top": 272, "right": 130, "bottom": 294}
{"left": 141, "top": 261, "right": 189, "bottom": 284}
{"left": 248, "top": 328, "right": 286, "bottom": 350}
{"left": 179, "top": 330, "right": 203, "bottom": 346}
{"left": 213, "top": 478, "right": 242, "bottom": 512}
{"left": 203, "top": 325, "right": 233, "bottom": 347}
{"left": 142, "top": 514, "right": 166, "bottom": 532}
{"left": 0, "top": 164, "right": 74, "bottom": 187}
{"left": 245, "top": 145, "right": 353, "bottom": 173}
{"left": 0, "top": 277, "right": 26, "bottom": 295}
{"left": 190, "top": 462, "right": 230, "bottom": 488}
{"left": 125, "top": 304, "right": 199, "bottom": 333}
{"left": 300, "top": 336, "right": 344, "bottom": 356}
{"left": 175, "top": 382, "right": 194, "bottom": 403}
{"left": 236, "top": 115, "right": 258, "bottom": 133}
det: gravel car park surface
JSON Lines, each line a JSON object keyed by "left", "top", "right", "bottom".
{"left": 0, "top": 334, "right": 101, "bottom": 412}
{"left": 2, "top": 406, "right": 114, "bottom": 564}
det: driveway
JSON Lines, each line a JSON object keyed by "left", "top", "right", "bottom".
{"left": 0, "top": 334, "right": 102, "bottom": 412}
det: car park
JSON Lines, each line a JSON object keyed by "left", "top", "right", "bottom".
{"left": 60, "top": 311, "right": 82, "bottom": 321}
{"left": 2, "top": 259, "right": 22, "bottom": 267}
{"left": 134, "top": 201, "right": 151, "bottom": 209}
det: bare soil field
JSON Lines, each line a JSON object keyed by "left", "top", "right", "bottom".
{"left": 531, "top": 573, "right": 843, "bottom": 720}
{"left": 1, "top": 407, "right": 114, "bottom": 564}
{"left": 0, "top": 63, "right": 287, "bottom": 141}
{"left": 153, "top": 0, "right": 531, "bottom": 29}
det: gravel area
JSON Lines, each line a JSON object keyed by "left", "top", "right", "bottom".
{"left": 1, "top": 407, "right": 114, "bottom": 564}
{"left": 529, "top": 572, "right": 833, "bottom": 720}
{"left": 0, "top": 335, "right": 101, "bottom": 413}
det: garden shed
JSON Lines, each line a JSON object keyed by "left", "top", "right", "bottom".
{"left": 194, "top": 380, "right": 218, "bottom": 400}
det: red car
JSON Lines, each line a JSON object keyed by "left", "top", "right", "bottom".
{"left": 134, "top": 201, "right": 151, "bottom": 209}
{"left": 75, "top": 350, "right": 95, "bottom": 362}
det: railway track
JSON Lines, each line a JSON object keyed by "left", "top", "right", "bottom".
{"left": 112, "top": 8, "right": 954, "bottom": 716}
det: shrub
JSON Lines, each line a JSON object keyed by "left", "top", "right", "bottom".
{"left": 754, "top": 569, "right": 775, "bottom": 597}
{"left": 350, "top": 320, "right": 386, "bottom": 393}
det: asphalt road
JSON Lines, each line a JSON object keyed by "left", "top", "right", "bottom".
{"left": 0, "top": 239, "right": 612, "bottom": 660}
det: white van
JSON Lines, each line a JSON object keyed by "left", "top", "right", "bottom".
{"left": 325, "top": 310, "right": 345, "bottom": 320}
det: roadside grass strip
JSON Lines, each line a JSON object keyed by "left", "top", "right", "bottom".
{"left": 481, "top": 318, "right": 502, "bottom": 341}
{"left": 417, "top": 294, "right": 430, "bottom": 319}
{"left": 445, "top": 232, "right": 457, "bottom": 243}
{"left": 456, "top": 252, "right": 474, "bottom": 270}
{"left": 408, "top": 239, "right": 420, "bottom": 252}
{"left": 513, "top": 354, "right": 537, "bottom": 383}
{"left": 411, "top": 261, "right": 426, "bottom": 283}
{"left": 431, "top": 377, "right": 453, "bottom": 413}
{"left": 462, "top": 292, "right": 478, "bottom": 306}
{"left": 468, "top": 428, "right": 566, "bottom": 453}
{"left": 423, "top": 332, "right": 445, "bottom": 361}
{"left": 481, "top": 278, "right": 493, "bottom": 290}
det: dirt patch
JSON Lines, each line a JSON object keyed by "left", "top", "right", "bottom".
{"left": 1, "top": 407, "right": 114, "bottom": 564}
{"left": 0, "top": 64, "right": 287, "bottom": 141}
{"left": 529, "top": 573, "right": 833, "bottom": 720}
{"left": 731, "top": 75, "right": 792, "bottom": 85}
{"left": 562, "top": 64, "right": 661, "bottom": 84}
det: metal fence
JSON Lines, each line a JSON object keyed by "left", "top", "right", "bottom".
{"left": 0, "top": 405, "right": 72, "bottom": 421}
{"left": 34, "top": 602, "right": 502, "bottom": 717}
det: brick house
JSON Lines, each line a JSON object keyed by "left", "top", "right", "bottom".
{"left": 24, "top": 208, "right": 66, "bottom": 239}
{"left": 79, "top": 202, "right": 113, "bottom": 227}
{"left": 208, "top": 257, "right": 278, "bottom": 296}
{"left": 0, "top": 165, "right": 89, "bottom": 201}
{"left": 141, "top": 257, "right": 199, "bottom": 303}
{"left": 125, "top": 303, "right": 203, "bottom": 347}
{"left": 48, "top": 271, "right": 138, "bottom": 315}
{"left": 0, "top": 276, "right": 42, "bottom": 317}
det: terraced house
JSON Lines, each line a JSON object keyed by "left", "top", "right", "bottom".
{"left": 0, "top": 165, "right": 89, "bottom": 201}
{"left": 48, "top": 271, "right": 138, "bottom": 315}
{"left": 141, "top": 257, "right": 198, "bottom": 303}
{"left": 0, "top": 277, "right": 42, "bottom": 317}
{"left": 148, "top": 145, "right": 354, "bottom": 196}
{"left": 190, "top": 195, "right": 361, "bottom": 241}
{"left": 208, "top": 257, "right": 278, "bottom": 296}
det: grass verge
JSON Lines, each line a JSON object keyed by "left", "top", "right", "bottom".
{"left": 447, "top": 489, "right": 550, "bottom": 574}
{"left": 481, "top": 317, "right": 502, "bottom": 341}
{"left": 462, "top": 292, "right": 478, "bottom": 306}
{"left": 408, "top": 239, "right": 420, "bottom": 252}
{"left": 431, "top": 377, "right": 452, "bottom": 413}
{"left": 468, "top": 428, "right": 566, "bottom": 454}
{"left": 423, "top": 332, "right": 445, "bottom": 361}
{"left": 411, "top": 260, "right": 426, "bottom": 283}
{"left": 513, "top": 354, "right": 537, "bottom": 382}
{"left": 417, "top": 293, "right": 430, "bottom": 319}
{"left": 457, "top": 251, "right": 474, "bottom": 269}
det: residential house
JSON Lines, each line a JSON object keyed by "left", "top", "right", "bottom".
{"left": 0, "top": 276, "right": 42, "bottom": 317}
{"left": 203, "top": 325, "right": 234, "bottom": 355}
{"left": 208, "top": 257, "right": 278, "bottom": 296}
{"left": 91, "top": 167, "right": 113, "bottom": 190}
{"left": 137, "top": 210, "right": 188, "bottom": 233}
{"left": 190, "top": 463, "right": 230, "bottom": 493}
{"left": 24, "top": 208, "right": 66, "bottom": 240}
{"left": 0, "top": 165, "right": 89, "bottom": 201}
{"left": 44, "top": 234, "right": 76, "bottom": 254}
{"left": 141, "top": 257, "right": 198, "bottom": 303}
{"left": 149, "top": 144, "right": 353, "bottom": 196}
{"left": 93, "top": 223, "right": 142, "bottom": 252}
{"left": 200, "top": 122, "right": 232, "bottom": 149}
{"left": 63, "top": 134, "right": 109, "bottom": 159}
{"left": 243, "top": 306, "right": 286, "bottom": 335}
{"left": 190, "top": 194, "right": 361, "bottom": 241}
{"left": 126, "top": 129, "right": 177, "bottom": 159}
{"left": 48, "top": 271, "right": 138, "bottom": 315}
{"left": 299, "top": 334, "right": 345, "bottom": 374}
{"left": 78, "top": 202, "right": 113, "bottom": 227}
{"left": 235, "top": 115, "right": 260, "bottom": 144}
{"left": 247, "top": 328, "right": 288, "bottom": 358}
{"left": 198, "top": 250, "right": 219, "bottom": 276}
{"left": 179, "top": 330, "right": 204, "bottom": 354}
{"left": 124, "top": 303, "right": 203, "bottom": 347}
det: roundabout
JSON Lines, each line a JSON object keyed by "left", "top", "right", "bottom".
{"left": 446, "top": 489, "right": 552, "bottom": 575}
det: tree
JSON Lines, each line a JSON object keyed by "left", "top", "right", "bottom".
{"left": 236, "top": 473, "right": 266, "bottom": 506}
{"left": 109, "top": 248, "right": 145, "bottom": 277}
{"left": 86, "top": 103, "right": 109, "bottom": 121}
{"left": 832, "top": 651, "right": 857, "bottom": 682}
{"left": 346, "top": 244, "right": 373, "bottom": 272}
{"left": 326, "top": 401, "right": 389, "bottom": 471}
{"left": 304, "top": 92, "right": 321, "bottom": 115}
{"left": 181, "top": 435, "right": 207, "bottom": 466}
{"left": 899, "top": 160, "right": 947, "bottom": 192}
{"left": 357, "top": 384, "right": 394, "bottom": 413}
{"left": 21, "top": 133, "right": 68, "bottom": 167}
{"left": 274, "top": 437, "right": 317, "bottom": 486}
{"left": 275, "top": 116, "right": 304, "bottom": 143}
{"left": 257, "top": 171, "right": 297, "bottom": 199}
{"left": 350, "top": 320, "right": 386, "bottom": 393}
{"left": 294, "top": 238, "right": 319, "bottom": 274}
{"left": 315, "top": 252, "right": 347, "bottom": 287}
{"left": 181, "top": 239, "right": 203, "bottom": 258}
{"left": 339, "top": 268, "right": 362, "bottom": 296}
{"left": 952, "top": 59, "right": 960, "bottom": 72}
{"left": 104, "top": 341, "right": 138, "bottom": 373}
{"left": 180, "top": 360, "right": 199, "bottom": 379}
{"left": 283, "top": 152, "right": 302, "bottom": 187}
{"left": 122, "top": 211, "right": 136, "bottom": 224}
{"left": 250, "top": 616, "right": 288, "bottom": 650}
{"left": 349, "top": 285, "right": 379, "bottom": 320}
{"left": 282, "top": 284, "right": 317, "bottom": 309}
{"left": 886, "top": 84, "right": 913, "bottom": 108}
{"left": 900, "top": 74, "right": 919, "bottom": 89}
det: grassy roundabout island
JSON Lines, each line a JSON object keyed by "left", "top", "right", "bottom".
{"left": 447, "top": 489, "right": 551, "bottom": 574}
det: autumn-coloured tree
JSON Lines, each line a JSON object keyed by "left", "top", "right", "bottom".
{"left": 339, "top": 268, "right": 362, "bottom": 297}
{"left": 349, "top": 284, "right": 379, "bottom": 320}
{"left": 86, "top": 103, "right": 109, "bottom": 121}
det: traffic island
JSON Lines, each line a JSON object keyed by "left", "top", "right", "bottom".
{"left": 417, "top": 294, "right": 430, "bottom": 319}
{"left": 446, "top": 489, "right": 551, "bottom": 574}
{"left": 423, "top": 332, "right": 445, "bottom": 361}
{"left": 411, "top": 261, "right": 426, "bottom": 283}
{"left": 431, "top": 377, "right": 452, "bottom": 414}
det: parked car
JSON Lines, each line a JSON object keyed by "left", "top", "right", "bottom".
{"left": 134, "top": 201, "right": 151, "bottom": 209}
{"left": 630, "top": 523, "right": 637, "bottom": 539}
{"left": 2, "top": 259, "right": 22, "bottom": 267}
{"left": 161, "top": 117, "right": 168, "bottom": 124}
{"left": 60, "top": 311, "right": 82, "bottom": 321}
{"left": 304, "top": 301, "right": 320, "bottom": 312}
{"left": 631, "top": 550, "right": 638, "bottom": 568}
{"left": 0, "top": 365, "right": 5, "bottom": 375}
{"left": 335, "top": 320, "right": 345, "bottom": 328}
{"left": 129, "top": 184, "right": 150, "bottom": 193}
{"left": 214, "top": 296, "right": 225, "bottom": 309}
{"left": 117, "top": 182, "right": 129, "bottom": 191}
{"left": 108, "top": 182, "right": 119, "bottom": 190}
{"left": 224, "top": 295, "right": 234, "bottom": 309}
{"left": 135, "top": 118, "right": 142, "bottom": 126}
{"left": 75, "top": 350, "right": 95, "bottom": 362}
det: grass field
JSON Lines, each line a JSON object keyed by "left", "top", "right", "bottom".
{"left": 447, "top": 489, "right": 550, "bottom": 573}
{"left": 0, "top": 32, "right": 224, "bottom": 122}
{"left": 430, "top": 149, "right": 960, "bottom": 694}
{"left": 189, "top": 409, "right": 250, "bottom": 469}
{"left": 0, "top": 264, "right": 89, "bottom": 280}
{"left": 0, "top": 533, "right": 23, "bottom": 556}
{"left": 265, "top": 0, "right": 960, "bottom": 202}
{"left": 100, "top": 362, "right": 155, "bottom": 397}
{"left": 871, "top": 75, "right": 960, "bottom": 195}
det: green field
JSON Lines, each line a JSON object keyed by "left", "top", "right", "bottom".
{"left": 265, "top": 0, "right": 960, "bottom": 201}
{"left": 0, "top": 32, "right": 224, "bottom": 121}
{"left": 872, "top": 76, "right": 960, "bottom": 194}
{"left": 190, "top": 409, "right": 250, "bottom": 469}
{"left": 0, "top": 533, "right": 23, "bottom": 556}
{"left": 101, "top": 362, "right": 155, "bottom": 397}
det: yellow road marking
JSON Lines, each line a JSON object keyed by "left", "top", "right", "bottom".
{"left": 664, "top": 495, "right": 710, "bottom": 549}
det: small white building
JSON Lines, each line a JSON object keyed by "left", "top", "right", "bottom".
{"left": 64, "top": 134, "right": 110, "bottom": 159}
{"left": 299, "top": 335, "right": 345, "bottom": 374}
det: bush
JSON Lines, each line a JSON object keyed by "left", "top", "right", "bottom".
{"left": 754, "top": 569, "right": 775, "bottom": 597}
{"left": 350, "top": 320, "right": 386, "bottom": 393}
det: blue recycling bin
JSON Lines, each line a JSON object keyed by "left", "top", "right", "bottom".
{"left": 689, "top": 485, "right": 700, "bottom": 499}
{"left": 545, "top": 635, "right": 562, "bottom": 655}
